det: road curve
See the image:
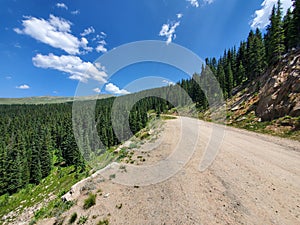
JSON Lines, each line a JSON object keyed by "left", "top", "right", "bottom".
{"left": 38, "top": 117, "right": 300, "bottom": 225}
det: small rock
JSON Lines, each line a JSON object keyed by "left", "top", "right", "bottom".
{"left": 104, "top": 193, "right": 110, "bottom": 198}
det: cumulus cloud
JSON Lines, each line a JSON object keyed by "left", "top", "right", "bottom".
{"left": 159, "top": 22, "right": 180, "bottom": 45}
{"left": 96, "top": 44, "right": 107, "bottom": 53}
{"left": 105, "top": 83, "right": 130, "bottom": 95}
{"left": 16, "top": 84, "right": 30, "bottom": 89}
{"left": 163, "top": 80, "right": 175, "bottom": 86}
{"left": 187, "top": 0, "right": 199, "bottom": 8}
{"left": 93, "top": 87, "right": 101, "bottom": 93}
{"left": 95, "top": 34, "right": 108, "bottom": 53}
{"left": 251, "top": 0, "right": 292, "bottom": 29}
{"left": 80, "top": 26, "right": 95, "bottom": 36}
{"left": 14, "top": 14, "right": 91, "bottom": 54}
{"left": 32, "top": 53, "right": 107, "bottom": 83}
{"left": 56, "top": 2, "right": 68, "bottom": 10}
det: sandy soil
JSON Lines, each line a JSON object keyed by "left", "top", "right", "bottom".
{"left": 38, "top": 117, "right": 300, "bottom": 225}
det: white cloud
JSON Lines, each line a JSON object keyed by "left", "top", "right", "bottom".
{"left": 105, "top": 83, "right": 130, "bottom": 95}
{"left": 159, "top": 21, "right": 180, "bottom": 45}
{"left": 95, "top": 34, "right": 108, "bottom": 53}
{"left": 5, "top": 76, "right": 12, "bottom": 80}
{"left": 98, "top": 40, "right": 107, "bottom": 45}
{"left": 251, "top": 0, "right": 292, "bottom": 29}
{"left": 16, "top": 84, "right": 30, "bottom": 89}
{"left": 96, "top": 44, "right": 107, "bottom": 53}
{"left": 93, "top": 87, "right": 101, "bottom": 93}
{"left": 187, "top": 0, "right": 199, "bottom": 8}
{"left": 80, "top": 26, "right": 95, "bottom": 36}
{"left": 163, "top": 80, "right": 175, "bottom": 86}
{"left": 32, "top": 53, "right": 108, "bottom": 83}
{"left": 177, "top": 13, "right": 183, "bottom": 19}
{"left": 71, "top": 10, "right": 80, "bottom": 15}
{"left": 56, "top": 2, "right": 68, "bottom": 10}
{"left": 14, "top": 14, "right": 91, "bottom": 55}
{"left": 203, "top": 0, "right": 214, "bottom": 4}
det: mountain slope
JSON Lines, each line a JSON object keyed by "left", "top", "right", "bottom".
{"left": 224, "top": 49, "right": 300, "bottom": 140}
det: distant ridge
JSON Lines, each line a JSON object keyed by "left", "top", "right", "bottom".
{"left": 0, "top": 95, "right": 112, "bottom": 105}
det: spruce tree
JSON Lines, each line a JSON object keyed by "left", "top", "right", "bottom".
{"left": 292, "top": 0, "right": 300, "bottom": 47}
{"left": 266, "top": 1, "right": 285, "bottom": 65}
{"left": 254, "top": 28, "right": 266, "bottom": 78}
{"left": 246, "top": 30, "right": 257, "bottom": 79}
{"left": 30, "top": 143, "right": 42, "bottom": 185}
{"left": 236, "top": 62, "right": 246, "bottom": 85}
{"left": 226, "top": 62, "right": 234, "bottom": 97}
{"left": 283, "top": 8, "right": 296, "bottom": 50}
{"left": 216, "top": 63, "right": 226, "bottom": 97}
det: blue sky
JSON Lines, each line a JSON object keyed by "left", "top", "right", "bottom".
{"left": 0, "top": 0, "right": 293, "bottom": 97}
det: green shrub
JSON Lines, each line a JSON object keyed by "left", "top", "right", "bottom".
{"left": 109, "top": 174, "right": 116, "bottom": 180}
{"left": 77, "top": 215, "right": 88, "bottom": 224}
{"left": 28, "top": 219, "right": 37, "bottom": 225}
{"left": 69, "top": 212, "right": 77, "bottom": 224}
{"left": 83, "top": 193, "right": 96, "bottom": 209}
{"left": 97, "top": 218, "right": 109, "bottom": 225}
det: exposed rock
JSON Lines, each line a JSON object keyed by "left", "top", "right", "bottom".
{"left": 256, "top": 50, "right": 300, "bottom": 121}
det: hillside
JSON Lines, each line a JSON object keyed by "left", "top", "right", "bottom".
{"left": 223, "top": 49, "right": 300, "bottom": 140}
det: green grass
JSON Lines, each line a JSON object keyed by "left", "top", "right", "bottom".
{"left": 97, "top": 218, "right": 109, "bottom": 225}
{"left": 0, "top": 166, "right": 86, "bottom": 224}
{"left": 160, "top": 115, "right": 177, "bottom": 120}
{"left": 83, "top": 193, "right": 96, "bottom": 209}
{"left": 231, "top": 115, "right": 300, "bottom": 141}
{"left": 77, "top": 215, "right": 88, "bottom": 224}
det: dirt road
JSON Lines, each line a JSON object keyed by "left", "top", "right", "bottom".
{"left": 40, "top": 117, "right": 300, "bottom": 225}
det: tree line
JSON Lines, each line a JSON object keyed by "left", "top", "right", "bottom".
{"left": 0, "top": 95, "right": 173, "bottom": 195}
{"left": 179, "top": 0, "right": 300, "bottom": 106}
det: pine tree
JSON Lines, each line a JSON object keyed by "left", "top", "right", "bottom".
{"left": 226, "top": 62, "right": 234, "bottom": 96}
{"left": 236, "top": 62, "right": 246, "bottom": 85}
{"left": 266, "top": 1, "right": 285, "bottom": 65}
{"left": 292, "top": 0, "right": 300, "bottom": 47}
{"left": 0, "top": 144, "right": 8, "bottom": 194}
{"left": 30, "top": 143, "right": 42, "bottom": 185}
{"left": 246, "top": 30, "right": 257, "bottom": 80}
{"left": 216, "top": 63, "right": 226, "bottom": 97}
{"left": 40, "top": 128, "right": 52, "bottom": 178}
{"left": 283, "top": 8, "right": 296, "bottom": 50}
{"left": 254, "top": 28, "right": 266, "bottom": 78}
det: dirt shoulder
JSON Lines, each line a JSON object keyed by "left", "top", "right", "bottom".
{"left": 38, "top": 117, "right": 300, "bottom": 225}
